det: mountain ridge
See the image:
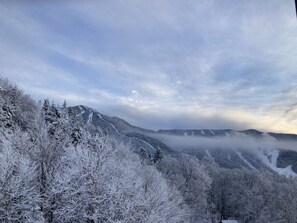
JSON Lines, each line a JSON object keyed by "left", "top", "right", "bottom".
{"left": 71, "top": 105, "right": 297, "bottom": 176}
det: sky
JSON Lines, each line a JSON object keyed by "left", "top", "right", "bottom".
{"left": 0, "top": 0, "right": 297, "bottom": 133}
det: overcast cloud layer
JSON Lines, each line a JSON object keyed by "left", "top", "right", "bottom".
{"left": 1, "top": 0, "right": 297, "bottom": 133}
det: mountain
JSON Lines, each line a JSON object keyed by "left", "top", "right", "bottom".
{"left": 71, "top": 105, "right": 297, "bottom": 176}
{"left": 69, "top": 105, "right": 174, "bottom": 161}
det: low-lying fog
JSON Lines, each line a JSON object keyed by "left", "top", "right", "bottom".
{"left": 149, "top": 133, "right": 297, "bottom": 152}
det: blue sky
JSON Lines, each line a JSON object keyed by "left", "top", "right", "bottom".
{"left": 1, "top": 0, "right": 297, "bottom": 133}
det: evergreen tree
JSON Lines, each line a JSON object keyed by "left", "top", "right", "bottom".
{"left": 0, "top": 86, "right": 13, "bottom": 132}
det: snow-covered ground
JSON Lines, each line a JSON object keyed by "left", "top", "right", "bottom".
{"left": 76, "top": 105, "right": 86, "bottom": 116}
{"left": 257, "top": 149, "right": 296, "bottom": 177}
{"left": 206, "top": 149, "right": 212, "bottom": 158}
{"left": 87, "top": 112, "right": 93, "bottom": 124}
{"left": 236, "top": 151, "right": 256, "bottom": 170}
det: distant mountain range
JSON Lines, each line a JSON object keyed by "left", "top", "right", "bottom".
{"left": 71, "top": 105, "right": 297, "bottom": 176}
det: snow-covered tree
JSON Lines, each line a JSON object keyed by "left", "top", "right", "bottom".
{"left": 53, "top": 134, "right": 188, "bottom": 223}
{"left": 157, "top": 154, "right": 211, "bottom": 222}
{"left": 275, "top": 177, "right": 297, "bottom": 223}
{"left": 25, "top": 107, "right": 67, "bottom": 222}
{"left": 0, "top": 78, "right": 36, "bottom": 131}
{"left": 0, "top": 86, "right": 13, "bottom": 132}
{"left": 0, "top": 139, "right": 42, "bottom": 222}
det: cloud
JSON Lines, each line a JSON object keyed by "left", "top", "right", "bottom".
{"left": 152, "top": 132, "right": 297, "bottom": 152}
{"left": 0, "top": 0, "right": 297, "bottom": 133}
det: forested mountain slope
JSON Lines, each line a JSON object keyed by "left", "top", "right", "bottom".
{"left": 72, "top": 105, "right": 297, "bottom": 176}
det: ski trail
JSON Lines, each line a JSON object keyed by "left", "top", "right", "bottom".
{"left": 87, "top": 112, "right": 93, "bottom": 124}
{"left": 237, "top": 152, "right": 256, "bottom": 170}
{"left": 76, "top": 106, "right": 86, "bottom": 116}
{"left": 206, "top": 149, "right": 212, "bottom": 158}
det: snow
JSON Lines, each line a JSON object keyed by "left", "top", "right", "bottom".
{"left": 95, "top": 110, "right": 156, "bottom": 150}
{"left": 77, "top": 107, "right": 121, "bottom": 135}
{"left": 76, "top": 106, "right": 85, "bottom": 116}
{"left": 95, "top": 111, "right": 121, "bottom": 135}
{"left": 109, "top": 122, "right": 120, "bottom": 134}
{"left": 206, "top": 149, "right": 212, "bottom": 158}
{"left": 96, "top": 113, "right": 156, "bottom": 151}
{"left": 87, "top": 112, "right": 93, "bottom": 124}
{"left": 277, "top": 165, "right": 296, "bottom": 177}
{"left": 236, "top": 151, "right": 256, "bottom": 170}
{"left": 138, "top": 138, "right": 155, "bottom": 150}
{"left": 258, "top": 149, "right": 297, "bottom": 177}
{"left": 222, "top": 220, "right": 239, "bottom": 223}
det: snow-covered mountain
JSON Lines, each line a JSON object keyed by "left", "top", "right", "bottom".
{"left": 72, "top": 105, "right": 297, "bottom": 176}
{"left": 69, "top": 105, "right": 174, "bottom": 161}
